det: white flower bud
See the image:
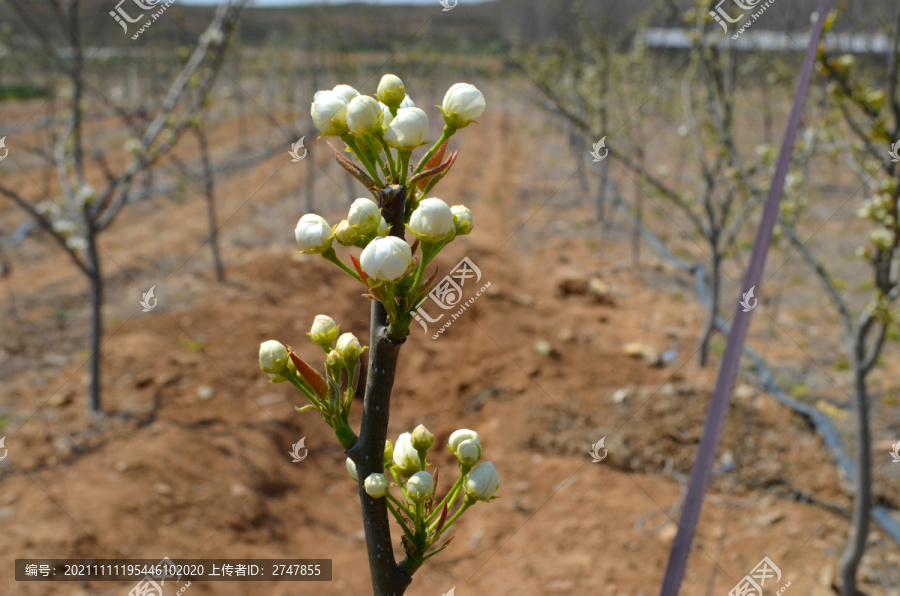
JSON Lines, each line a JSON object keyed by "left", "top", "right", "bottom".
{"left": 399, "top": 94, "right": 415, "bottom": 108}
{"left": 441, "top": 83, "right": 485, "bottom": 129}
{"left": 455, "top": 438, "right": 481, "bottom": 467}
{"left": 259, "top": 340, "right": 289, "bottom": 375}
{"left": 335, "top": 332, "right": 366, "bottom": 361}
{"left": 377, "top": 74, "right": 405, "bottom": 107}
{"left": 465, "top": 461, "right": 500, "bottom": 502}
{"left": 384, "top": 107, "right": 429, "bottom": 149}
{"left": 364, "top": 473, "right": 389, "bottom": 498}
{"left": 448, "top": 429, "right": 480, "bottom": 454}
{"left": 359, "top": 236, "right": 412, "bottom": 282}
{"left": 379, "top": 102, "right": 394, "bottom": 130}
{"left": 66, "top": 236, "right": 88, "bottom": 253}
{"left": 308, "top": 315, "right": 339, "bottom": 346}
{"left": 75, "top": 185, "right": 95, "bottom": 206}
{"left": 347, "top": 457, "right": 359, "bottom": 482}
{"left": 37, "top": 201, "right": 61, "bottom": 218}
{"left": 451, "top": 205, "right": 473, "bottom": 235}
{"left": 332, "top": 84, "right": 360, "bottom": 104}
{"left": 411, "top": 424, "right": 434, "bottom": 451}
{"left": 333, "top": 219, "right": 362, "bottom": 246}
{"left": 295, "top": 213, "right": 334, "bottom": 254}
{"left": 408, "top": 198, "right": 455, "bottom": 244}
{"left": 347, "top": 95, "right": 384, "bottom": 136}
{"left": 377, "top": 217, "right": 390, "bottom": 237}
{"left": 406, "top": 471, "right": 435, "bottom": 503}
{"left": 311, "top": 90, "right": 349, "bottom": 136}
{"left": 392, "top": 432, "right": 421, "bottom": 477}
{"left": 348, "top": 198, "right": 382, "bottom": 235}
{"left": 52, "top": 219, "right": 76, "bottom": 237}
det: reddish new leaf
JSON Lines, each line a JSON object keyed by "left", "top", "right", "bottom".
{"left": 288, "top": 350, "right": 328, "bottom": 398}
{"left": 349, "top": 254, "right": 370, "bottom": 285}
{"left": 410, "top": 149, "right": 459, "bottom": 191}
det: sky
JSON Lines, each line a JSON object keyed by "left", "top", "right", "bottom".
{"left": 179, "top": 0, "right": 494, "bottom": 5}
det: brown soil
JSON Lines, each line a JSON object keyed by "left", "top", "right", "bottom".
{"left": 1, "top": 83, "right": 899, "bottom": 596}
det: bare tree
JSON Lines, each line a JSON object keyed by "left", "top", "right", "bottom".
{"left": 520, "top": 1, "right": 779, "bottom": 365}
{"left": 0, "top": 0, "right": 246, "bottom": 413}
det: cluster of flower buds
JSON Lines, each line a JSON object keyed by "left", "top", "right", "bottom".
{"left": 349, "top": 425, "right": 499, "bottom": 573}
{"left": 856, "top": 180, "right": 900, "bottom": 255}
{"left": 296, "top": 74, "right": 484, "bottom": 337}
{"left": 258, "top": 314, "right": 367, "bottom": 449}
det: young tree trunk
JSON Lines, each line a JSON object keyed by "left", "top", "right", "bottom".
{"left": 86, "top": 232, "right": 103, "bottom": 413}
{"left": 345, "top": 184, "right": 412, "bottom": 596}
{"left": 840, "top": 351, "right": 872, "bottom": 595}
{"left": 196, "top": 127, "right": 225, "bottom": 282}
{"left": 347, "top": 300, "right": 412, "bottom": 596}
{"left": 698, "top": 252, "right": 721, "bottom": 367}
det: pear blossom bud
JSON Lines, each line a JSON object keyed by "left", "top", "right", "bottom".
{"left": 465, "top": 461, "right": 500, "bottom": 502}
{"left": 448, "top": 429, "right": 480, "bottom": 454}
{"left": 326, "top": 350, "right": 343, "bottom": 376}
{"left": 346, "top": 457, "right": 359, "bottom": 482}
{"left": 399, "top": 95, "right": 416, "bottom": 108}
{"left": 335, "top": 332, "right": 367, "bottom": 361}
{"left": 308, "top": 315, "right": 339, "bottom": 346}
{"left": 379, "top": 102, "right": 394, "bottom": 130}
{"left": 392, "top": 432, "right": 421, "bottom": 477}
{"left": 359, "top": 236, "right": 412, "bottom": 282}
{"left": 451, "top": 205, "right": 473, "bottom": 235}
{"left": 332, "top": 84, "right": 360, "bottom": 104}
{"left": 377, "top": 74, "right": 405, "bottom": 107}
{"left": 311, "top": 90, "right": 349, "bottom": 136}
{"left": 66, "top": 236, "right": 88, "bottom": 252}
{"left": 259, "top": 340, "right": 289, "bottom": 375}
{"left": 364, "top": 473, "right": 390, "bottom": 498}
{"left": 377, "top": 217, "right": 390, "bottom": 237}
{"left": 347, "top": 95, "right": 384, "bottom": 136}
{"left": 441, "top": 83, "right": 486, "bottom": 130}
{"left": 408, "top": 198, "right": 455, "bottom": 244}
{"left": 406, "top": 471, "right": 435, "bottom": 503}
{"left": 384, "top": 107, "right": 429, "bottom": 149}
{"left": 295, "top": 214, "right": 334, "bottom": 254}
{"left": 348, "top": 198, "right": 382, "bottom": 235}
{"left": 76, "top": 185, "right": 95, "bottom": 206}
{"left": 37, "top": 201, "right": 61, "bottom": 218}
{"left": 455, "top": 438, "right": 481, "bottom": 467}
{"left": 411, "top": 424, "right": 435, "bottom": 451}
{"left": 52, "top": 219, "right": 76, "bottom": 237}
{"left": 333, "top": 219, "right": 361, "bottom": 246}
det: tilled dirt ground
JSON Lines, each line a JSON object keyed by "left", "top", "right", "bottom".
{"left": 1, "top": 85, "right": 900, "bottom": 596}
